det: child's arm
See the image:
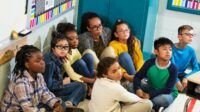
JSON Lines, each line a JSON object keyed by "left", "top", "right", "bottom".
{"left": 36, "top": 74, "right": 62, "bottom": 109}
{"left": 185, "top": 50, "right": 199, "bottom": 77}
{"left": 14, "top": 82, "right": 41, "bottom": 111}
{"left": 149, "top": 64, "right": 178, "bottom": 98}
{"left": 43, "top": 63, "right": 62, "bottom": 90}
{"left": 133, "top": 37, "right": 144, "bottom": 72}
{"left": 134, "top": 59, "right": 152, "bottom": 92}
{"left": 116, "top": 84, "right": 142, "bottom": 102}
{"left": 63, "top": 58, "right": 95, "bottom": 83}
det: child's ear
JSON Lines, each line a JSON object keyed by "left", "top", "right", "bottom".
{"left": 25, "top": 62, "right": 29, "bottom": 69}
{"left": 87, "top": 26, "right": 91, "bottom": 32}
{"left": 114, "top": 32, "right": 118, "bottom": 38}
{"left": 177, "top": 34, "right": 182, "bottom": 40}
{"left": 103, "top": 74, "right": 107, "bottom": 78}
{"left": 154, "top": 49, "right": 158, "bottom": 55}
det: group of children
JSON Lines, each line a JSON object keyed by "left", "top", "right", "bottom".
{"left": 1, "top": 12, "right": 199, "bottom": 112}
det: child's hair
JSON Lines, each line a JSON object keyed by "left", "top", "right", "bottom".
{"left": 57, "top": 22, "right": 76, "bottom": 35}
{"left": 154, "top": 37, "right": 173, "bottom": 50}
{"left": 51, "top": 31, "right": 69, "bottom": 49}
{"left": 80, "top": 12, "right": 101, "bottom": 33}
{"left": 178, "top": 25, "right": 193, "bottom": 35}
{"left": 111, "top": 19, "right": 135, "bottom": 58}
{"left": 13, "top": 45, "right": 40, "bottom": 77}
{"left": 97, "top": 57, "right": 118, "bottom": 78}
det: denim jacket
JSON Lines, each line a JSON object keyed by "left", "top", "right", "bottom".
{"left": 43, "top": 52, "right": 63, "bottom": 92}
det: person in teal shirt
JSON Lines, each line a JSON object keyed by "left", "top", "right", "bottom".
{"left": 171, "top": 25, "right": 199, "bottom": 92}
{"left": 134, "top": 37, "right": 178, "bottom": 112}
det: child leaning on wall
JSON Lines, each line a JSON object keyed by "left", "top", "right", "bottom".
{"left": 109, "top": 19, "right": 144, "bottom": 91}
{"left": 134, "top": 37, "right": 178, "bottom": 112}
{"left": 78, "top": 12, "right": 112, "bottom": 66}
{"left": 171, "top": 25, "right": 199, "bottom": 92}
{"left": 1, "top": 45, "right": 65, "bottom": 112}
{"left": 43, "top": 31, "right": 86, "bottom": 107}
{"left": 56, "top": 22, "right": 96, "bottom": 84}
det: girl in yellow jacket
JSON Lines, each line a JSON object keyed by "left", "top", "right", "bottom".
{"left": 109, "top": 19, "right": 144, "bottom": 89}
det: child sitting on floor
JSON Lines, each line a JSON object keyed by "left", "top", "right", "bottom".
{"left": 134, "top": 37, "right": 178, "bottom": 112}
{"left": 89, "top": 57, "right": 152, "bottom": 112}
{"left": 1, "top": 45, "right": 65, "bottom": 112}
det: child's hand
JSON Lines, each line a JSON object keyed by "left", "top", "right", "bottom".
{"left": 136, "top": 89, "right": 144, "bottom": 98}
{"left": 123, "top": 72, "right": 134, "bottom": 82}
{"left": 63, "top": 77, "right": 71, "bottom": 85}
{"left": 182, "top": 78, "right": 188, "bottom": 88}
{"left": 176, "top": 81, "right": 183, "bottom": 91}
{"left": 143, "top": 92, "right": 150, "bottom": 99}
{"left": 53, "top": 102, "right": 64, "bottom": 112}
{"left": 62, "top": 57, "right": 69, "bottom": 64}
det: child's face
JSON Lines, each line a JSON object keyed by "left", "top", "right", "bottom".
{"left": 52, "top": 40, "right": 69, "bottom": 58}
{"left": 87, "top": 17, "right": 103, "bottom": 37}
{"left": 105, "top": 62, "right": 122, "bottom": 81}
{"left": 114, "top": 23, "right": 130, "bottom": 42}
{"left": 154, "top": 44, "right": 172, "bottom": 61}
{"left": 25, "top": 52, "right": 45, "bottom": 74}
{"left": 66, "top": 31, "right": 79, "bottom": 49}
{"left": 178, "top": 29, "right": 194, "bottom": 44}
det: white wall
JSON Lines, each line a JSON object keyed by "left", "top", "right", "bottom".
{"left": 155, "top": 0, "right": 200, "bottom": 62}
{"left": 0, "top": 0, "right": 27, "bottom": 42}
{"left": 0, "top": 9, "right": 75, "bottom": 98}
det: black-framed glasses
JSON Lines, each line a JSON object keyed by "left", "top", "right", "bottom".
{"left": 180, "top": 33, "right": 196, "bottom": 37}
{"left": 55, "top": 45, "right": 69, "bottom": 50}
{"left": 89, "top": 24, "right": 103, "bottom": 31}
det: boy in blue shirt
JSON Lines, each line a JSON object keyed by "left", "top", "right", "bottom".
{"left": 171, "top": 25, "right": 199, "bottom": 92}
{"left": 134, "top": 37, "right": 178, "bottom": 112}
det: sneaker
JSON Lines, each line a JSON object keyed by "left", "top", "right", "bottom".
{"left": 65, "top": 107, "right": 84, "bottom": 112}
{"left": 65, "top": 101, "right": 73, "bottom": 107}
{"left": 158, "top": 107, "right": 164, "bottom": 112}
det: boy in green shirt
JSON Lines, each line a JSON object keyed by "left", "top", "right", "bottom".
{"left": 134, "top": 37, "right": 178, "bottom": 112}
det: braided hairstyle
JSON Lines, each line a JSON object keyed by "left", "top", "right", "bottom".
{"left": 111, "top": 19, "right": 135, "bottom": 58}
{"left": 13, "top": 45, "right": 40, "bottom": 77}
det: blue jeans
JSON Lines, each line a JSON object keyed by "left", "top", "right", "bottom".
{"left": 53, "top": 82, "right": 86, "bottom": 106}
{"left": 118, "top": 52, "right": 136, "bottom": 75}
{"left": 141, "top": 81, "right": 175, "bottom": 110}
{"left": 72, "top": 53, "right": 94, "bottom": 78}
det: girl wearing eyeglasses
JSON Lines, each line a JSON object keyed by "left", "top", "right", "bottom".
{"left": 43, "top": 31, "right": 86, "bottom": 110}
{"left": 109, "top": 19, "right": 144, "bottom": 91}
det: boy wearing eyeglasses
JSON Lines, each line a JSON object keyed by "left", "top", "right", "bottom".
{"left": 171, "top": 25, "right": 199, "bottom": 92}
{"left": 43, "top": 31, "right": 86, "bottom": 110}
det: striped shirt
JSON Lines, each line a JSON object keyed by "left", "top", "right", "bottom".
{"left": 1, "top": 71, "right": 60, "bottom": 112}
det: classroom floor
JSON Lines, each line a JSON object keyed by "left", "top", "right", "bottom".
{"left": 77, "top": 94, "right": 200, "bottom": 112}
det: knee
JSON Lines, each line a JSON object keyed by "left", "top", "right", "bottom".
{"left": 75, "top": 59, "right": 86, "bottom": 66}
{"left": 83, "top": 53, "right": 93, "bottom": 61}
{"left": 80, "top": 82, "right": 87, "bottom": 92}
{"left": 152, "top": 96, "right": 172, "bottom": 108}
{"left": 118, "top": 52, "right": 131, "bottom": 60}
{"left": 141, "top": 100, "right": 153, "bottom": 110}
